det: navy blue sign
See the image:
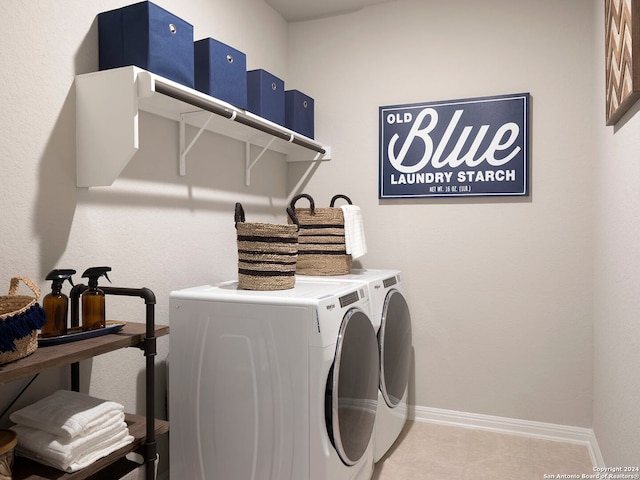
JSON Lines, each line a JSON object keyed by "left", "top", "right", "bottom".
{"left": 379, "top": 93, "right": 530, "bottom": 198}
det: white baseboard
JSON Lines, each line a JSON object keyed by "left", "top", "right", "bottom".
{"left": 588, "top": 430, "right": 606, "bottom": 468}
{"left": 411, "top": 405, "right": 605, "bottom": 468}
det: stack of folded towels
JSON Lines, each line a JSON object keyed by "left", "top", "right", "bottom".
{"left": 9, "top": 389, "right": 134, "bottom": 472}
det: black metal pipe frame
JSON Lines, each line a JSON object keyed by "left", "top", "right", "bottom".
{"left": 69, "top": 284, "right": 158, "bottom": 480}
{"left": 154, "top": 81, "right": 327, "bottom": 154}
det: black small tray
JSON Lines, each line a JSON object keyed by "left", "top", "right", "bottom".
{"left": 38, "top": 321, "right": 126, "bottom": 347}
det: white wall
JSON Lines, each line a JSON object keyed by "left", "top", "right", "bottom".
{"left": 0, "top": 0, "right": 288, "bottom": 476}
{"left": 592, "top": 0, "right": 640, "bottom": 465}
{"left": 287, "top": 0, "right": 596, "bottom": 428}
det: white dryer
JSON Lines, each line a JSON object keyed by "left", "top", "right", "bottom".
{"left": 169, "top": 280, "right": 379, "bottom": 480}
{"left": 297, "top": 269, "right": 413, "bottom": 462}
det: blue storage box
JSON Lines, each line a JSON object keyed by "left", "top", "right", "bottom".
{"left": 194, "top": 38, "right": 247, "bottom": 109}
{"left": 247, "top": 69, "right": 285, "bottom": 125}
{"left": 98, "top": 1, "right": 194, "bottom": 88}
{"left": 285, "top": 90, "right": 314, "bottom": 139}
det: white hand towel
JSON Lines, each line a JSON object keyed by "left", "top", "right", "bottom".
{"left": 10, "top": 389, "right": 124, "bottom": 439}
{"left": 340, "top": 205, "right": 368, "bottom": 259}
{"left": 12, "top": 415, "right": 133, "bottom": 472}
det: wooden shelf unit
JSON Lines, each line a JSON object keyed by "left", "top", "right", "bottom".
{"left": 0, "top": 322, "right": 169, "bottom": 480}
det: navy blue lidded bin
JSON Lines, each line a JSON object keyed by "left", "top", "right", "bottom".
{"left": 98, "top": 1, "right": 194, "bottom": 88}
{"left": 247, "top": 69, "right": 285, "bottom": 126}
{"left": 194, "top": 38, "right": 247, "bottom": 110}
{"left": 285, "top": 90, "right": 314, "bottom": 139}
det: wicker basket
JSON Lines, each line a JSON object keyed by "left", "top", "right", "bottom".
{"left": 0, "top": 277, "right": 47, "bottom": 366}
{"left": 289, "top": 194, "right": 353, "bottom": 276}
{"left": 0, "top": 430, "right": 17, "bottom": 480}
{"left": 235, "top": 203, "right": 299, "bottom": 290}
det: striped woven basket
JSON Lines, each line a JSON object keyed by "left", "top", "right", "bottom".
{"left": 235, "top": 203, "right": 300, "bottom": 290}
{"left": 289, "top": 194, "right": 353, "bottom": 276}
{"left": 0, "top": 277, "right": 47, "bottom": 365}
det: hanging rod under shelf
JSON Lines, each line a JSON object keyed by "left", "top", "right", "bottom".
{"left": 153, "top": 80, "right": 326, "bottom": 155}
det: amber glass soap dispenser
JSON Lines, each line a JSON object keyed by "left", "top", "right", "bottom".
{"left": 81, "top": 266, "right": 111, "bottom": 331}
{"left": 42, "top": 269, "right": 76, "bottom": 337}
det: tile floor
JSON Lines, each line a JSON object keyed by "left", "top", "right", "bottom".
{"left": 373, "top": 421, "right": 594, "bottom": 480}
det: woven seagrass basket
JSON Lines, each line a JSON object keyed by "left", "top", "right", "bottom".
{"left": 0, "top": 277, "right": 47, "bottom": 366}
{"left": 0, "top": 430, "right": 17, "bottom": 480}
{"left": 235, "top": 203, "right": 300, "bottom": 291}
{"left": 289, "top": 194, "right": 353, "bottom": 276}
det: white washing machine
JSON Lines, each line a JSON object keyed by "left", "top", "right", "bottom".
{"left": 297, "top": 269, "right": 413, "bottom": 462}
{"left": 169, "top": 280, "right": 379, "bottom": 480}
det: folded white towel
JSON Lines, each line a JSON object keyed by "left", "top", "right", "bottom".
{"left": 77, "top": 408, "right": 126, "bottom": 438}
{"left": 10, "top": 390, "right": 124, "bottom": 439}
{"left": 15, "top": 430, "right": 134, "bottom": 472}
{"left": 340, "top": 205, "right": 368, "bottom": 259}
{"left": 12, "top": 416, "right": 133, "bottom": 472}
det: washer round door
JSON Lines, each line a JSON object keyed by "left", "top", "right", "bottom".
{"left": 379, "top": 289, "right": 412, "bottom": 408}
{"left": 326, "top": 308, "right": 379, "bottom": 466}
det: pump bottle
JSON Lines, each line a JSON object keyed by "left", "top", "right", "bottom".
{"left": 81, "top": 266, "right": 112, "bottom": 331}
{"left": 42, "top": 269, "right": 76, "bottom": 337}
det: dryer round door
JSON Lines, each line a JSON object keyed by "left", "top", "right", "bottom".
{"left": 326, "top": 308, "right": 379, "bottom": 466}
{"left": 379, "top": 289, "right": 412, "bottom": 408}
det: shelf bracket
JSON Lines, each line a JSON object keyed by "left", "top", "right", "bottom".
{"left": 245, "top": 137, "right": 276, "bottom": 186}
{"left": 179, "top": 111, "right": 230, "bottom": 176}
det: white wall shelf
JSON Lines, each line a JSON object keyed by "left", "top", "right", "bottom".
{"left": 75, "top": 66, "right": 331, "bottom": 187}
